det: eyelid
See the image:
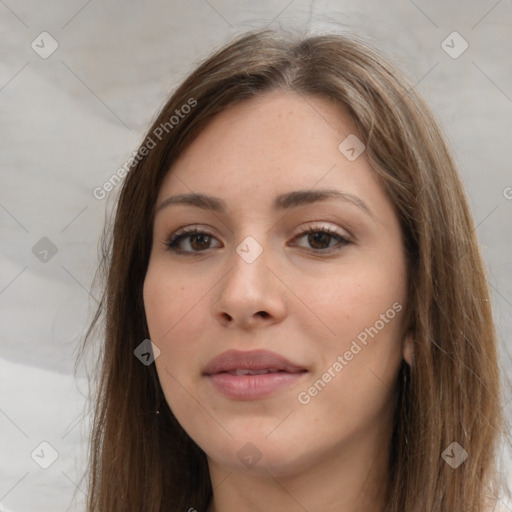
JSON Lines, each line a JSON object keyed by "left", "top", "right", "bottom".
{"left": 169, "top": 224, "right": 214, "bottom": 238}
{"left": 292, "top": 221, "right": 352, "bottom": 240}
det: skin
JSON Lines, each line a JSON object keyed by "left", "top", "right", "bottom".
{"left": 143, "top": 90, "right": 413, "bottom": 512}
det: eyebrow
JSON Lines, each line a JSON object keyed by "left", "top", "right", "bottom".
{"left": 156, "top": 189, "right": 373, "bottom": 218}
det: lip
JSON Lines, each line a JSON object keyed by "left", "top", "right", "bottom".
{"left": 203, "top": 349, "right": 308, "bottom": 400}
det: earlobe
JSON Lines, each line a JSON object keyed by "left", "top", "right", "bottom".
{"left": 403, "top": 331, "right": 414, "bottom": 367}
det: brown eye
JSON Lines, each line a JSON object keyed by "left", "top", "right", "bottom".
{"left": 293, "top": 227, "right": 351, "bottom": 252}
{"left": 189, "top": 233, "right": 211, "bottom": 251}
{"left": 165, "top": 229, "right": 221, "bottom": 253}
{"left": 307, "top": 231, "right": 333, "bottom": 250}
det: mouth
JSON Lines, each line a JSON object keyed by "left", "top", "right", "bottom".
{"left": 218, "top": 368, "right": 303, "bottom": 375}
{"left": 203, "top": 349, "right": 308, "bottom": 400}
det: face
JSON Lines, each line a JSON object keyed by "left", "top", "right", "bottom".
{"left": 143, "top": 91, "right": 411, "bottom": 477}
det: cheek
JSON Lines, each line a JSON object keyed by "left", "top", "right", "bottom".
{"left": 143, "top": 265, "right": 217, "bottom": 445}
{"left": 295, "top": 297, "right": 405, "bottom": 441}
{"left": 300, "top": 257, "right": 406, "bottom": 349}
{"left": 144, "top": 264, "right": 211, "bottom": 426}
{"left": 143, "top": 262, "right": 208, "bottom": 361}
{"left": 293, "top": 251, "right": 406, "bottom": 413}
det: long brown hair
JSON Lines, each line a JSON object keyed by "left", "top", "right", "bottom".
{"left": 81, "top": 29, "right": 507, "bottom": 511}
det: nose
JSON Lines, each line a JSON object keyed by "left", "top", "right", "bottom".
{"left": 212, "top": 244, "right": 287, "bottom": 330}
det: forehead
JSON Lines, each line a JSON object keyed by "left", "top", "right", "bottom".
{"left": 158, "top": 91, "right": 385, "bottom": 213}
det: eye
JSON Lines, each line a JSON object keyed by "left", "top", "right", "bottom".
{"left": 164, "top": 224, "right": 351, "bottom": 255}
{"left": 164, "top": 226, "right": 222, "bottom": 254}
{"left": 291, "top": 226, "right": 351, "bottom": 252}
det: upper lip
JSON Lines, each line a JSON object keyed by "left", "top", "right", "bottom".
{"left": 203, "top": 349, "right": 307, "bottom": 375}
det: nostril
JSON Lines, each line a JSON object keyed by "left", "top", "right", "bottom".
{"left": 257, "top": 311, "right": 270, "bottom": 318}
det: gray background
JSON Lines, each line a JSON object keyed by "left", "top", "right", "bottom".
{"left": 1, "top": 1, "right": 511, "bottom": 510}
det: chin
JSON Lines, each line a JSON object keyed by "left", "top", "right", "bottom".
{"left": 201, "top": 431, "right": 319, "bottom": 477}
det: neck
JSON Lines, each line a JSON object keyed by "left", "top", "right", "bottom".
{"left": 205, "top": 428, "right": 390, "bottom": 512}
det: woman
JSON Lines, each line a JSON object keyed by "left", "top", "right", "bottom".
{"left": 82, "top": 29, "right": 508, "bottom": 511}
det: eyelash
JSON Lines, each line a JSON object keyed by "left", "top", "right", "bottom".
{"left": 164, "top": 225, "right": 352, "bottom": 255}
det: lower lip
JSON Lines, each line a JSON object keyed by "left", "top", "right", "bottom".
{"left": 206, "top": 372, "right": 307, "bottom": 400}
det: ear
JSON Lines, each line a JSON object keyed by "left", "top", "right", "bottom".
{"left": 403, "top": 331, "right": 414, "bottom": 367}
